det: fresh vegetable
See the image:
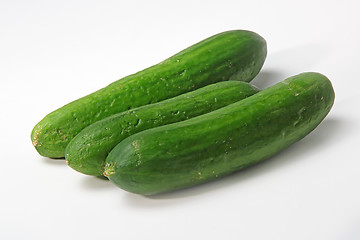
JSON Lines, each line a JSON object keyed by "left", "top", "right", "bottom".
{"left": 31, "top": 30, "right": 267, "bottom": 158}
{"left": 65, "top": 81, "right": 260, "bottom": 176}
{"left": 104, "top": 72, "right": 335, "bottom": 195}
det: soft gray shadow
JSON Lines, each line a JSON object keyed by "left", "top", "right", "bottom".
{"left": 251, "top": 43, "right": 330, "bottom": 89}
{"left": 123, "top": 117, "right": 345, "bottom": 204}
{"left": 251, "top": 70, "right": 285, "bottom": 90}
{"left": 81, "top": 175, "right": 114, "bottom": 190}
{"left": 266, "top": 43, "right": 330, "bottom": 70}
{"left": 41, "top": 157, "right": 67, "bottom": 166}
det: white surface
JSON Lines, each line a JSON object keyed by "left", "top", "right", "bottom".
{"left": 1, "top": 0, "right": 360, "bottom": 239}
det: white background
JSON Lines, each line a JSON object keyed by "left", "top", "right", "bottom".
{"left": 1, "top": 0, "right": 360, "bottom": 239}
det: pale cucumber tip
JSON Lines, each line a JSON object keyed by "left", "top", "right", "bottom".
{"left": 103, "top": 162, "right": 116, "bottom": 177}
{"left": 31, "top": 123, "right": 42, "bottom": 147}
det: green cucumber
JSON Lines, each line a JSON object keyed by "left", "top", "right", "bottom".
{"left": 65, "top": 81, "right": 260, "bottom": 176}
{"left": 31, "top": 30, "right": 267, "bottom": 158}
{"left": 104, "top": 72, "right": 335, "bottom": 195}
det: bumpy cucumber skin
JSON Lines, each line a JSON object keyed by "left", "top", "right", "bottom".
{"left": 105, "top": 72, "right": 335, "bottom": 195}
{"left": 31, "top": 30, "right": 267, "bottom": 158}
{"left": 65, "top": 81, "right": 260, "bottom": 176}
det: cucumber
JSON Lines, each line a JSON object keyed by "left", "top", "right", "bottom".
{"left": 65, "top": 81, "right": 260, "bottom": 176}
{"left": 31, "top": 30, "right": 267, "bottom": 158}
{"left": 104, "top": 72, "right": 335, "bottom": 195}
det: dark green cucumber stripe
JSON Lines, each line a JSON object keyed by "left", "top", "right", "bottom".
{"left": 31, "top": 30, "right": 266, "bottom": 158}
{"left": 105, "top": 72, "right": 335, "bottom": 195}
{"left": 65, "top": 81, "right": 260, "bottom": 176}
